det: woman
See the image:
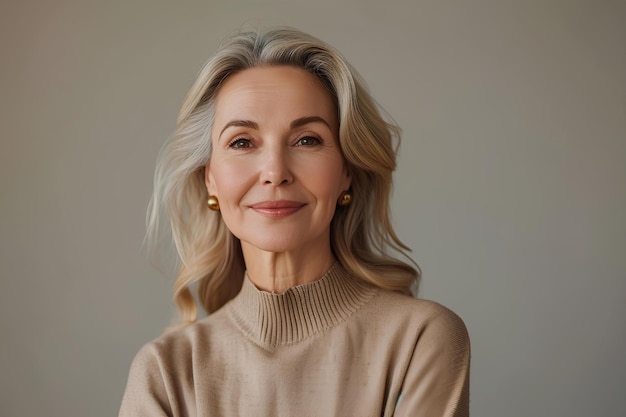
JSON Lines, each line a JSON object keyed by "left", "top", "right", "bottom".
{"left": 120, "top": 27, "right": 470, "bottom": 416}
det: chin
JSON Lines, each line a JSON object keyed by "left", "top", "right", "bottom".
{"left": 233, "top": 226, "right": 330, "bottom": 256}
{"left": 244, "top": 238, "right": 302, "bottom": 254}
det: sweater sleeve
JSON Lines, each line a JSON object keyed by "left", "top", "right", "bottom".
{"left": 118, "top": 343, "right": 173, "bottom": 417}
{"left": 394, "top": 307, "right": 471, "bottom": 417}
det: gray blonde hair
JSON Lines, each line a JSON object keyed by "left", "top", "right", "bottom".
{"left": 148, "top": 27, "right": 420, "bottom": 326}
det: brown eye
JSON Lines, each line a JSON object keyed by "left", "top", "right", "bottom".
{"left": 229, "top": 138, "right": 252, "bottom": 149}
{"left": 295, "top": 136, "right": 321, "bottom": 147}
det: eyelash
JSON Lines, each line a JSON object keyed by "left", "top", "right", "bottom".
{"left": 227, "top": 135, "right": 323, "bottom": 149}
{"left": 227, "top": 137, "right": 252, "bottom": 149}
{"left": 295, "top": 136, "right": 322, "bottom": 147}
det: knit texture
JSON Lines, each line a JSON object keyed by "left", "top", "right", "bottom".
{"left": 119, "top": 263, "right": 470, "bottom": 416}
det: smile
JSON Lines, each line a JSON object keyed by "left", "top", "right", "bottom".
{"left": 249, "top": 200, "right": 306, "bottom": 218}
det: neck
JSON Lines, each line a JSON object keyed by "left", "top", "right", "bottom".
{"left": 241, "top": 241, "right": 336, "bottom": 294}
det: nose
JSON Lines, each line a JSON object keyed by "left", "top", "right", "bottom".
{"left": 259, "top": 146, "right": 294, "bottom": 186}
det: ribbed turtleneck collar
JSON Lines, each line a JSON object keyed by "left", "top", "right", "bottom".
{"left": 226, "top": 262, "right": 377, "bottom": 348}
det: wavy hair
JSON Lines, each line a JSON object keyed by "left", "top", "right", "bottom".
{"left": 147, "top": 27, "right": 420, "bottom": 326}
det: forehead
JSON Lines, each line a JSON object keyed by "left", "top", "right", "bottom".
{"left": 213, "top": 66, "right": 337, "bottom": 125}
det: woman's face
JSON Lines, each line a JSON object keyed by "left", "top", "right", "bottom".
{"left": 205, "top": 66, "right": 351, "bottom": 254}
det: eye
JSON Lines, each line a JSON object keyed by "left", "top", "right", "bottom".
{"left": 228, "top": 138, "right": 253, "bottom": 149}
{"left": 295, "top": 136, "right": 322, "bottom": 147}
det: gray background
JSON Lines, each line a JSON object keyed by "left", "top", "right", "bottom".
{"left": 1, "top": 0, "right": 625, "bottom": 416}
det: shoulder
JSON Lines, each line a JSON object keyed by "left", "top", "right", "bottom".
{"left": 363, "top": 291, "right": 471, "bottom": 414}
{"left": 120, "top": 308, "right": 240, "bottom": 415}
{"left": 371, "top": 293, "right": 470, "bottom": 415}
{"left": 370, "top": 289, "right": 466, "bottom": 324}
{"left": 366, "top": 289, "right": 470, "bottom": 348}
{"left": 128, "top": 308, "right": 232, "bottom": 377}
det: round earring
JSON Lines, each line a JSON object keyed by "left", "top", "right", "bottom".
{"left": 207, "top": 195, "right": 220, "bottom": 211}
{"left": 338, "top": 191, "right": 352, "bottom": 206}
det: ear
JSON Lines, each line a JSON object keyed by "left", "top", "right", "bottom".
{"left": 340, "top": 165, "right": 352, "bottom": 192}
{"left": 204, "top": 161, "right": 218, "bottom": 196}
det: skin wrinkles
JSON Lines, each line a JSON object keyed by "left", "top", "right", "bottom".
{"left": 219, "top": 116, "right": 332, "bottom": 140}
{"left": 205, "top": 66, "right": 351, "bottom": 293}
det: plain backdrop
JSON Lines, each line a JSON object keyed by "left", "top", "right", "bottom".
{"left": 1, "top": 1, "right": 625, "bottom": 416}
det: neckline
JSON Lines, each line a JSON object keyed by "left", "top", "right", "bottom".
{"left": 226, "top": 262, "right": 377, "bottom": 348}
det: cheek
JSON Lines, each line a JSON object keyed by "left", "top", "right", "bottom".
{"left": 209, "top": 162, "right": 245, "bottom": 204}
{"left": 300, "top": 159, "right": 347, "bottom": 205}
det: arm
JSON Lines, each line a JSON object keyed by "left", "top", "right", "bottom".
{"left": 394, "top": 308, "right": 471, "bottom": 417}
{"left": 118, "top": 344, "right": 173, "bottom": 417}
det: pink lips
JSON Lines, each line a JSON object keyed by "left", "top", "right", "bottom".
{"left": 249, "top": 200, "right": 305, "bottom": 218}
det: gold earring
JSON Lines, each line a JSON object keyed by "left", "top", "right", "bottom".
{"left": 207, "top": 195, "right": 220, "bottom": 211}
{"left": 338, "top": 191, "right": 352, "bottom": 206}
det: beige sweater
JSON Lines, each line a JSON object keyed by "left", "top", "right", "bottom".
{"left": 119, "top": 263, "right": 470, "bottom": 416}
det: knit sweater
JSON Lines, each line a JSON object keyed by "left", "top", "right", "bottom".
{"left": 119, "top": 263, "right": 470, "bottom": 416}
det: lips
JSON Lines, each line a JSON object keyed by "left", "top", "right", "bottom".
{"left": 249, "top": 200, "right": 306, "bottom": 218}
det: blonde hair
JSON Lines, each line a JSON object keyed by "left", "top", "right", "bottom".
{"left": 148, "top": 27, "right": 420, "bottom": 326}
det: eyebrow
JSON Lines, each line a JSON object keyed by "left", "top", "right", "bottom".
{"left": 290, "top": 116, "right": 331, "bottom": 130}
{"left": 219, "top": 120, "right": 259, "bottom": 138}
{"left": 218, "top": 116, "right": 331, "bottom": 138}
